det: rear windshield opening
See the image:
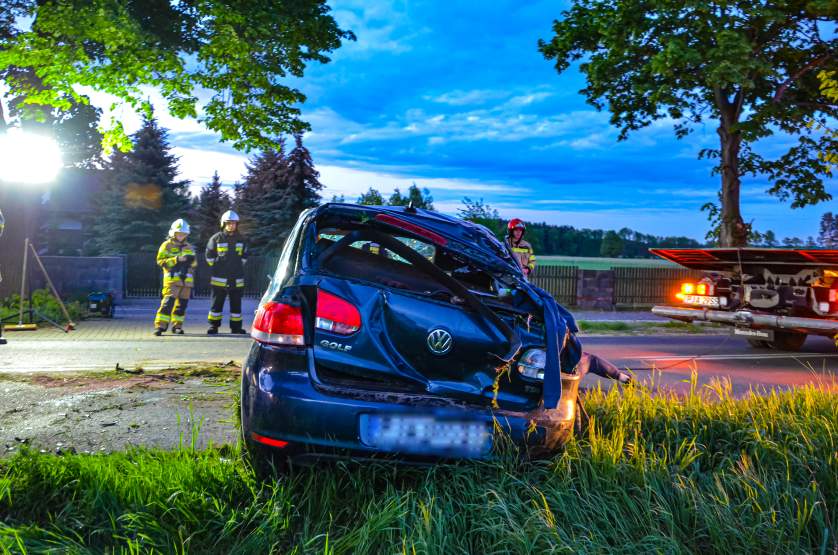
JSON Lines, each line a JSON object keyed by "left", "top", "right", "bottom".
{"left": 314, "top": 226, "right": 495, "bottom": 296}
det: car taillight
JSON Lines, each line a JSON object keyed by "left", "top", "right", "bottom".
{"left": 316, "top": 290, "right": 361, "bottom": 335}
{"left": 251, "top": 301, "right": 304, "bottom": 346}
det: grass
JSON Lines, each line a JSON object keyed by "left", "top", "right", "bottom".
{"left": 578, "top": 320, "right": 721, "bottom": 334}
{"left": 0, "top": 378, "right": 836, "bottom": 554}
{"left": 539, "top": 256, "right": 679, "bottom": 270}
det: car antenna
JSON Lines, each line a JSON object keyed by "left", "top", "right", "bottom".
{"left": 405, "top": 201, "right": 417, "bottom": 213}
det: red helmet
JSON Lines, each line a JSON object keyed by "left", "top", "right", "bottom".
{"left": 508, "top": 218, "right": 525, "bottom": 231}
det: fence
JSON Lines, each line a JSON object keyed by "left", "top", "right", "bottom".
{"left": 529, "top": 265, "right": 578, "bottom": 306}
{"left": 125, "top": 254, "right": 279, "bottom": 298}
{"left": 612, "top": 266, "right": 703, "bottom": 307}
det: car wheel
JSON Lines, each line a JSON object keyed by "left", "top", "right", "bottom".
{"left": 768, "top": 331, "right": 807, "bottom": 352}
{"left": 746, "top": 338, "right": 770, "bottom": 349}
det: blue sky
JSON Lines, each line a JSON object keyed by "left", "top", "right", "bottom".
{"left": 124, "top": 0, "right": 835, "bottom": 241}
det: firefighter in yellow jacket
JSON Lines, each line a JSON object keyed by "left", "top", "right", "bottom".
{"left": 153, "top": 219, "right": 197, "bottom": 336}
{"left": 505, "top": 218, "right": 536, "bottom": 277}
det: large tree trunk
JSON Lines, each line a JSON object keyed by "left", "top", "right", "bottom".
{"left": 717, "top": 125, "right": 747, "bottom": 246}
{"left": 715, "top": 88, "right": 748, "bottom": 247}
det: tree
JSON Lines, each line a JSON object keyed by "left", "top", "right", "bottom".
{"left": 236, "top": 146, "right": 288, "bottom": 253}
{"left": 192, "top": 171, "right": 231, "bottom": 249}
{"left": 0, "top": 1, "right": 353, "bottom": 152}
{"left": 92, "top": 114, "right": 191, "bottom": 254}
{"left": 388, "top": 184, "right": 434, "bottom": 210}
{"left": 818, "top": 212, "right": 838, "bottom": 248}
{"left": 330, "top": 194, "right": 346, "bottom": 203}
{"left": 600, "top": 230, "right": 624, "bottom": 257}
{"left": 357, "top": 188, "right": 385, "bottom": 206}
{"left": 539, "top": 1, "right": 836, "bottom": 246}
{"left": 763, "top": 230, "right": 778, "bottom": 247}
{"left": 458, "top": 197, "right": 500, "bottom": 222}
{"left": 782, "top": 236, "right": 804, "bottom": 248}
{"left": 284, "top": 134, "right": 324, "bottom": 213}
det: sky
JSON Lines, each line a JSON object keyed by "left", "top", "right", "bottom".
{"left": 100, "top": 0, "right": 835, "bottom": 241}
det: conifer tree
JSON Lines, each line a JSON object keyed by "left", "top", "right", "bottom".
{"left": 92, "top": 114, "right": 191, "bottom": 254}
{"left": 236, "top": 143, "right": 289, "bottom": 254}
{"left": 192, "top": 171, "right": 231, "bottom": 249}
{"left": 247, "top": 134, "right": 324, "bottom": 254}
{"left": 818, "top": 213, "right": 838, "bottom": 248}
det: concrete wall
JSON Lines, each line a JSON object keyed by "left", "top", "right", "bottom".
{"left": 29, "top": 256, "right": 124, "bottom": 302}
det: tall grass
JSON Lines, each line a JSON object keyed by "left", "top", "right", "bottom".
{"left": 1, "top": 378, "right": 836, "bottom": 554}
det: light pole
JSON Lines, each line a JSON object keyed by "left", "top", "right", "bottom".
{"left": 0, "top": 128, "right": 63, "bottom": 343}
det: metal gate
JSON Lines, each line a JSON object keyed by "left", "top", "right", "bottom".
{"left": 612, "top": 267, "right": 703, "bottom": 307}
{"left": 530, "top": 265, "right": 578, "bottom": 306}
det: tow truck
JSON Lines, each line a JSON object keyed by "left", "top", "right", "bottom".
{"left": 649, "top": 248, "right": 838, "bottom": 351}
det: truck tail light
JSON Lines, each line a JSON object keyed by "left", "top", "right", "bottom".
{"left": 696, "top": 283, "right": 707, "bottom": 295}
{"left": 316, "top": 290, "right": 361, "bottom": 335}
{"left": 251, "top": 301, "right": 304, "bottom": 346}
{"left": 830, "top": 289, "right": 837, "bottom": 303}
{"left": 681, "top": 282, "right": 695, "bottom": 295}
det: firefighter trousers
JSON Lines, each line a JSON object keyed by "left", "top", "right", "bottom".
{"left": 208, "top": 285, "right": 243, "bottom": 331}
{"left": 155, "top": 283, "right": 191, "bottom": 330}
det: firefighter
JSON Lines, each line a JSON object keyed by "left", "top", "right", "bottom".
{"left": 205, "top": 210, "right": 249, "bottom": 334}
{"left": 506, "top": 218, "right": 536, "bottom": 277}
{"left": 153, "top": 219, "right": 197, "bottom": 336}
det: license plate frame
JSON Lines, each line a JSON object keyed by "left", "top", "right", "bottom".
{"left": 733, "top": 327, "right": 774, "bottom": 341}
{"left": 683, "top": 295, "right": 720, "bottom": 308}
{"left": 359, "top": 414, "right": 492, "bottom": 458}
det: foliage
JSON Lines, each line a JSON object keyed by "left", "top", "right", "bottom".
{"left": 91, "top": 114, "right": 192, "bottom": 254}
{"left": 0, "top": 0, "right": 354, "bottom": 153}
{"left": 539, "top": 0, "right": 837, "bottom": 246}
{"left": 191, "top": 172, "right": 231, "bottom": 250}
{"left": 818, "top": 212, "right": 838, "bottom": 248}
{"left": 599, "top": 230, "right": 624, "bottom": 257}
{"left": 458, "top": 197, "right": 500, "bottom": 223}
{"left": 1, "top": 380, "right": 835, "bottom": 553}
{"left": 0, "top": 289, "right": 85, "bottom": 324}
{"left": 356, "top": 187, "right": 386, "bottom": 206}
{"left": 388, "top": 184, "right": 434, "bottom": 210}
{"left": 236, "top": 136, "right": 322, "bottom": 255}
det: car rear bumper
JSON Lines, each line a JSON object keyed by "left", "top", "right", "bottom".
{"left": 242, "top": 345, "right": 580, "bottom": 461}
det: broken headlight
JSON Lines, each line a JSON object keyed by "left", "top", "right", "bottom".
{"left": 517, "top": 348, "right": 546, "bottom": 380}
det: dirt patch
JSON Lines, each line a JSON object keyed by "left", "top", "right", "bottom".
{"left": 0, "top": 364, "right": 241, "bottom": 457}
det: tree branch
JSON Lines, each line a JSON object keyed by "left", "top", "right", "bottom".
{"left": 773, "top": 53, "right": 832, "bottom": 103}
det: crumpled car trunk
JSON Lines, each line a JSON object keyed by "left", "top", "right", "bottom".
{"left": 293, "top": 204, "right": 582, "bottom": 412}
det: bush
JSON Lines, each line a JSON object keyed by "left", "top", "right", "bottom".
{"left": 0, "top": 289, "right": 86, "bottom": 324}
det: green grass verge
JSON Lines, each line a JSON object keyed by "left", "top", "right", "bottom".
{"left": 578, "top": 320, "right": 719, "bottom": 334}
{"left": 539, "top": 256, "right": 678, "bottom": 270}
{"left": 1, "top": 381, "right": 836, "bottom": 554}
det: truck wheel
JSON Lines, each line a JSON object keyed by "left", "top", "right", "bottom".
{"left": 768, "top": 331, "right": 807, "bottom": 352}
{"left": 746, "top": 339, "right": 770, "bottom": 349}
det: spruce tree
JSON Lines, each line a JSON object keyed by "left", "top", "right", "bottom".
{"left": 92, "top": 114, "right": 191, "bottom": 254}
{"left": 192, "top": 171, "right": 231, "bottom": 249}
{"left": 236, "top": 143, "right": 289, "bottom": 254}
{"left": 252, "top": 134, "right": 324, "bottom": 254}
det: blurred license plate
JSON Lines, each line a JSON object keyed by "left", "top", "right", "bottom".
{"left": 359, "top": 414, "right": 492, "bottom": 457}
{"left": 683, "top": 295, "right": 720, "bottom": 307}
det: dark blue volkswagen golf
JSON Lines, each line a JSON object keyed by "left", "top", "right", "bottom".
{"left": 241, "top": 203, "right": 619, "bottom": 471}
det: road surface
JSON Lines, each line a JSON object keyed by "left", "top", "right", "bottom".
{"left": 1, "top": 298, "right": 835, "bottom": 393}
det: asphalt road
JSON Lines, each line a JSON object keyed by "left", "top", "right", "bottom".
{"left": 582, "top": 334, "right": 837, "bottom": 395}
{"left": 2, "top": 306, "right": 835, "bottom": 395}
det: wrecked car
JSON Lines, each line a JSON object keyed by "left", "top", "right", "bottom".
{"left": 241, "top": 203, "right": 622, "bottom": 470}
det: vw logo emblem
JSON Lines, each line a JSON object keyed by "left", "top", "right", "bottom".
{"left": 426, "top": 328, "right": 453, "bottom": 355}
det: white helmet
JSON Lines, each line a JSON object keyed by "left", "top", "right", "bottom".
{"left": 221, "top": 210, "right": 240, "bottom": 225}
{"left": 169, "top": 218, "right": 190, "bottom": 236}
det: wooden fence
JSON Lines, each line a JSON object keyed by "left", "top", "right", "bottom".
{"left": 529, "top": 265, "right": 578, "bottom": 306}
{"left": 612, "top": 266, "right": 703, "bottom": 307}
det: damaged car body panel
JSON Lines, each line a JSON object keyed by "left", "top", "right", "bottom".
{"left": 241, "top": 203, "right": 589, "bottom": 466}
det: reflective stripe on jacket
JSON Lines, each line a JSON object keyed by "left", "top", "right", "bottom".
{"left": 506, "top": 237, "right": 536, "bottom": 273}
{"left": 206, "top": 231, "right": 248, "bottom": 283}
{"left": 157, "top": 238, "right": 197, "bottom": 287}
